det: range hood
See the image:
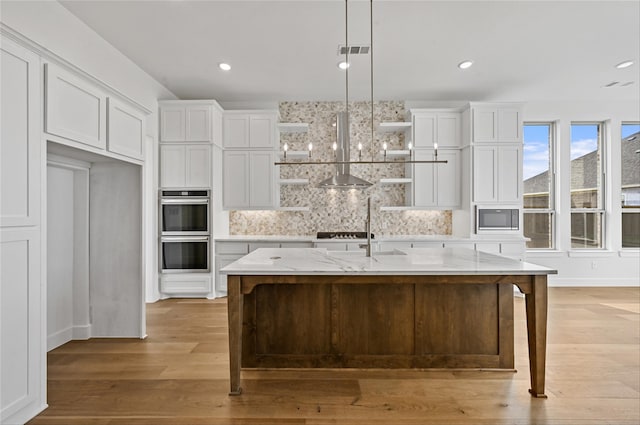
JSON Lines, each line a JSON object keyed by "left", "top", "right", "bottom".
{"left": 317, "top": 111, "right": 373, "bottom": 189}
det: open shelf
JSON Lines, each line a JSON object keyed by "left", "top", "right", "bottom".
{"left": 380, "top": 149, "right": 411, "bottom": 158}
{"left": 279, "top": 178, "right": 309, "bottom": 185}
{"left": 278, "top": 123, "right": 309, "bottom": 133}
{"left": 279, "top": 150, "right": 310, "bottom": 159}
{"left": 377, "top": 122, "right": 412, "bottom": 133}
{"left": 276, "top": 206, "right": 310, "bottom": 212}
{"left": 379, "top": 178, "right": 412, "bottom": 184}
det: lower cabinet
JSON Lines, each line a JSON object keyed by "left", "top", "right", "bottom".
{"left": 160, "top": 274, "right": 211, "bottom": 296}
{"left": 223, "top": 150, "right": 276, "bottom": 210}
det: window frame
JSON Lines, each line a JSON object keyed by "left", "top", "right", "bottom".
{"left": 569, "top": 121, "right": 606, "bottom": 250}
{"left": 523, "top": 122, "right": 557, "bottom": 250}
{"left": 620, "top": 121, "right": 640, "bottom": 250}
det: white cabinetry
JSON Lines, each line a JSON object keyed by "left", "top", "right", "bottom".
{"left": 107, "top": 97, "right": 145, "bottom": 160}
{"left": 223, "top": 150, "right": 276, "bottom": 209}
{"left": 411, "top": 110, "right": 461, "bottom": 148}
{"left": 160, "top": 102, "right": 213, "bottom": 142}
{"left": 223, "top": 111, "right": 277, "bottom": 148}
{"left": 160, "top": 144, "right": 211, "bottom": 188}
{"left": 1, "top": 38, "right": 45, "bottom": 424}
{"left": 45, "top": 63, "right": 107, "bottom": 149}
{"left": 160, "top": 275, "right": 211, "bottom": 295}
{"left": 473, "top": 145, "right": 521, "bottom": 204}
{"left": 472, "top": 105, "right": 522, "bottom": 143}
{"left": 412, "top": 150, "right": 460, "bottom": 208}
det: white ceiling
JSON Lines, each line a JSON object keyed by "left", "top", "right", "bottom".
{"left": 59, "top": 0, "right": 640, "bottom": 104}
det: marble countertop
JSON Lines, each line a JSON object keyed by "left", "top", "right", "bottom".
{"left": 220, "top": 247, "right": 556, "bottom": 276}
{"left": 214, "top": 234, "right": 529, "bottom": 243}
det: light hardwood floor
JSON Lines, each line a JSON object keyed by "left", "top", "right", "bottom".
{"left": 28, "top": 287, "right": 640, "bottom": 425}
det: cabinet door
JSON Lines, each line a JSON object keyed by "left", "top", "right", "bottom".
{"left": 412, "top": 113, "right": 436, "bottom": 148}
{"left": 413, "top": 150, "right": 436, "bottom": 207}
{"left": 1, "top": 39, "right": 41, "bottom": 228}
{"left": 249, "top": 151, "right": 275, "bottom": 208}
{"left": 185, "top": 145, "right": 211, "bottom": 188}
{"left": 472, "top": 108, "right": 497, "bottom": 143}
{"left": 45, "top": 63, "right": 106, "bottom": 149}
{"left": 497, "top": 108, "right": 522, "bottom": 142}
{"left": 498, "top": 146, "right": 521, "bottom": 203}
{"left": 160, "top": 106, "right": 185, "bottom": 142}
{"left": 186, "top": 105, "right": 212, "bottom": 142}
{"left": 160, "top": 145, "right": 186, "bottom": 188}
{"left": 223, "top": 151, "right": 250, "bottom": 208}
{"left": 249, "top": 115, "right": 276, "bottom": 148}
{"left": 437, "top": 113, "right": 461, "bottom": 148}
{"left": 436, "top": 150, "right": 460, "bottom": 207}
{"left": 473, "top": 146, "right": 497, "bottom": 203}
{"left": 107, "top": 97, "right": 145, "bottom": 160}
{"left": 223, "top": 115, "right": 249, "bottom": 148}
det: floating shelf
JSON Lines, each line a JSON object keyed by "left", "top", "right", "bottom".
{"left": 377, "top": 122, "right": 411, "bottom": 133}
{"left": 380, "top": 149, "right": 411, "bottom": 158}
{"left": 276, "top": 206, "right": 310, "bottom": 212}
{"left": 379, "top": 206, "right": 413, "bottom": 211}
{"left": 278, "top": 123, "right": 309, "bottom": 133}
{"left": 379, "top": 178, "right": 412, "bottom": 184}
{"left": 279, "top": 150, "right": 310, "bottom": 159}
{"left": 279, "top": 178, "right": 309, "bottom": 185}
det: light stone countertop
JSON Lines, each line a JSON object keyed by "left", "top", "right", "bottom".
{"left": 214, "top": 234, "right": 529, "bottom": 243}
{"left": 220, "top": 247, "right": 555, "bottom": 276}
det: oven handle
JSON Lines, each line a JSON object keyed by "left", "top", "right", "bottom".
{"left": 161, "top": 236, "right": 210, "bottom": 242}
{"left": 161, "top": 199, "right": 209, "bottom": 205}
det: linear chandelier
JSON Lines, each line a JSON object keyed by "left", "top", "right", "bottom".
{"left": 275, "top": 0, "right": 447, "bottom": 171}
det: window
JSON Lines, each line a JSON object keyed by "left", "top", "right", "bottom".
{"left": 523, "top": 123, "right": 555, "bottom": 249}
{"left": 570, "top": 123, "right": 604, "bottom": 249}
{"left": 621, "top": 123, "right": 640, "bottom": 248}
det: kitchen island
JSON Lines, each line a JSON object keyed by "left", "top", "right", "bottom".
{"left": 220, "top": 247, "right": 556, "bottom": 398}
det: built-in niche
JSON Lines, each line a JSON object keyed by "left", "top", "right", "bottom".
{"left": 46, "top": 143, "right": 144, "bottom": 351}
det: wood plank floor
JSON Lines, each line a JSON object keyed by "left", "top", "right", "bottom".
{"left": 28, "top": 287, "right": 640, "bottom": 425}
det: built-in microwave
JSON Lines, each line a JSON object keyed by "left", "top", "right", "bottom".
{"left": 160, "top": 190, "right": 209, "bottom": 235}
{"left": 476, "top": 207, "right": 519, "bottom": 232}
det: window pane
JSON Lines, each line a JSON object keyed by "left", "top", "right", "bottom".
{"left": 523, "top": 124, "right": 551, "bottom": 209}
{"left": 621, "top": 124, "right": 640, "bottom": 208}
{"left": 571, "top": 212, "right": 603, "bottom": 248}
{"left": 622, "top": 212, "right": 640, "bottom": 248}
{"left": 571, "top": 124, "right": 601, "bottom": 209}
{"left": 524, "top": 212, "right": 553, "bottom": 249}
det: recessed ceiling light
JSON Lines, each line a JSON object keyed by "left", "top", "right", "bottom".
{"left": 458, "top": 60, "right": 473, "bottom": 69}
{"left": 219, "top": 63, "right": 231, "bottom": 71}
{"left": 338, "top": 61, "right": 350, "bottom": 70}
{"left": 615, "top": 60, "right": 634, "bottom": 69}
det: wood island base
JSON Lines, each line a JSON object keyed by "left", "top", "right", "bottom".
{"left": 227, "top": 273, "right": 548, "bottom": 398}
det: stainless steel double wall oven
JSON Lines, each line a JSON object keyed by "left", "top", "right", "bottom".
{"left": 160, "top": 190, "right": 210, "bottom": 273}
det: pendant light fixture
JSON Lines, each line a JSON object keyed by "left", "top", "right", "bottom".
{"left": 275, "top": 0, "right": 447, "bottom": 186}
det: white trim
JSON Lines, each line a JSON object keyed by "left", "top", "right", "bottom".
{"left": 1, "top": 23, "right": 151, "bottom": 114}
{"left": 568, "top": 250, "right": 617, "bottom": 258}
{"left": 47, "top": 327, "right": 73, "bottom": 351}
{"left": 549, "top": 277, "right": 640, "bottom": 287}
{"left": 72, "top": 324, "right": 92, "bottom": 340}
{"left": 619, "top": 249, "right": 640, "bottom": 257}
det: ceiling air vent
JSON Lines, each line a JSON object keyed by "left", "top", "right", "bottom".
{"left": 338, "top": 45, "right": 370, "bottom": 55}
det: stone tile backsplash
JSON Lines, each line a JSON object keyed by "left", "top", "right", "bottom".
{"left": 228, "top": 101, "right": 452, "bottom": 236}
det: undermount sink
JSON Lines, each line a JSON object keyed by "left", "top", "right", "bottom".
{"left": 327, "top": 249, "right": 407, "bottom": 257}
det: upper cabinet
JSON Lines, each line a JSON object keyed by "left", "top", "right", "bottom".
{"left": 412, "top": 150, "right": 461, "bottom": 208}
{"left": 45, "top": 63, "right": 107, "bottom": 150}
{"left": 410, "top": 110, "right": 461, "bottom": 148}
{"left": 45, "top": 62, "right": 148, "bottom": 162}
{"left": 472, "top": 105, "right": 522, "bottom": 143}
{"left": 107, "top": 97, "right": 145, "bottom": 160}
{"left": 160, "top": 144, "right": 211, "bottom": 188}
{"left": 160, "top": 101, "right": 214, "bottom": 143}
{"left": 223, "top": 111, "right": 278, "bottom": 149}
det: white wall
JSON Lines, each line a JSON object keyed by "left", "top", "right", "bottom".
{"left": 523, "top": 100, "right": 640, "bottom": 286}
{"left": 46, "top": 166, "right": 75, "bottom": 350}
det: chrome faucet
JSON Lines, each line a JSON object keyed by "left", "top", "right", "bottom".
{"left": 359, "top": 197, "right": 372, "bottom": 257}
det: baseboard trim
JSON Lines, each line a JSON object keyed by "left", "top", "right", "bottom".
{"left": 72, "top": 324, "right": 92, "bottom": 340}
{"left": 47, "top": 327, "right": 72, "bottom": 351}
{"left": 548, "top": 276, "right": 640, "bottom": 287}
